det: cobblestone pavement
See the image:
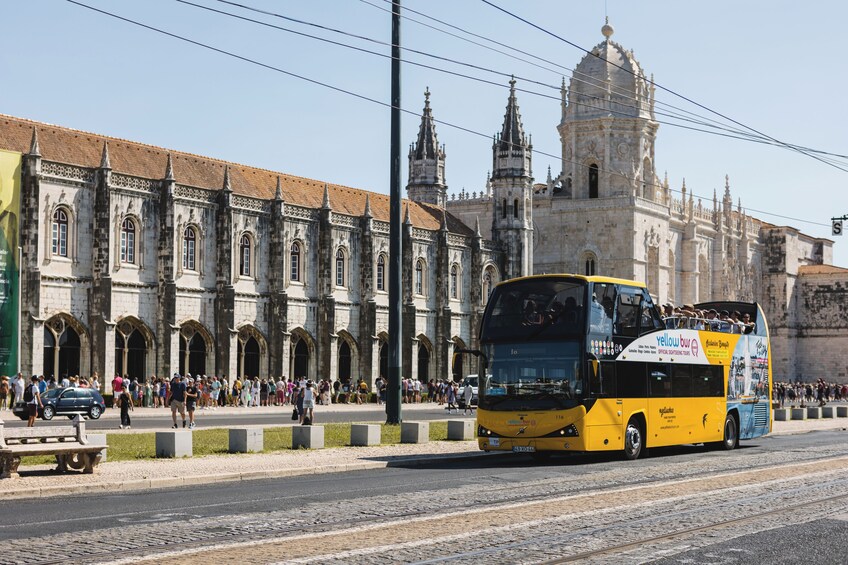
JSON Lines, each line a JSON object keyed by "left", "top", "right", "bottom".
{"left": 2, "top": 433, "right": 848, "bottom": 564}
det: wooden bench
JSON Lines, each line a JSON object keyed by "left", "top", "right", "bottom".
{"left": 0, "top": 416, "right": 106, "bottom": 478}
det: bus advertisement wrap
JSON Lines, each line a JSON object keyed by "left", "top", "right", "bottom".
{"left": 0, "top": 150, "right": 21, "bottom": 375}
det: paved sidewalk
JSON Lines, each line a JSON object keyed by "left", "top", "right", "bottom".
{"left": 4, "top": 416, "right": 845, "bottom": 500}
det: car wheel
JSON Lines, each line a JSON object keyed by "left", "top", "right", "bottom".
{"left": 42, "top": 405, "right": 55, "bottom": 420}
{"left": 89, "top": 405, "right": 103, "bottom": 420}
{"left": 624, "top": 417, "right": 644, "bottom": 460}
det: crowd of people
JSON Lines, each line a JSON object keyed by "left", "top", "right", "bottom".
{"left": 0, "top": 371, "right": 478, "bottom": 425}
{"left": 660, "top": 304, "right": 757, "bottom": 334}
{"left": 774, "top": 380, "right": 848, "bottom": 408}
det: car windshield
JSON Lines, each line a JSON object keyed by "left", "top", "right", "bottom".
{"left": 480, "top": 340, "right": 583, "bottom": 411}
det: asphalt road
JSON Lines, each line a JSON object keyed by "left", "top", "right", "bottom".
{"left": 1, "top": 430, "right": 848, "bottom": 564}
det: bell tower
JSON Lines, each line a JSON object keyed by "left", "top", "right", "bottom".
{"left": 491, "top": 79, "right": 533, "bottom": 279}
{"left": 407, "top": 88, "right": 447, "bottom": 208}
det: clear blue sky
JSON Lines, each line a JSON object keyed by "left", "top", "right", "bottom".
{"left": 2, "top": 0, "right": 846, "bottom": 266}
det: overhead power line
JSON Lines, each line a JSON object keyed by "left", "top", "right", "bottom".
{"left": 64, "top": 0, "right": 832, "bottom": 230}
{"left": 479, "top": 0, "right": 848, "bottom": 175}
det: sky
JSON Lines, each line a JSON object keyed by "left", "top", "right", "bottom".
{"left": 2, "top": 0, "right": 846, "bottom": 267}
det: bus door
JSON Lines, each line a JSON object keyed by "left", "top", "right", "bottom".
{"left": 585, "top": 282, "right": 623, "bottom": 449}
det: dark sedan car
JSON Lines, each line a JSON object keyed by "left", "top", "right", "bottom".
{"left": 12, "top": 387, "right": 106, "bottom": 421}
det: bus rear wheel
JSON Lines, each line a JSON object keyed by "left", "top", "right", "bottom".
{"left": 718, "top": 413, "right": 738, "bottom": 451}
{"left": 624, "top": 418, "right": 644, "bottom": 460}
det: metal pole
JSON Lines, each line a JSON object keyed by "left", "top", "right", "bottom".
{"left": 386, "top": 0, "right": 402, "bottom": 424}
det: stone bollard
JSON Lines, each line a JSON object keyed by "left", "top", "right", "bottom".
{"left": 401, "top": 421, "right": 429, "bottom": 444}
{"left": 806, "top": 407, "right": 821, "bottom": 419}
{"left": 350, "top": 424, "right": 381, "bottom": 446}
{"left": 447, "top": 420, "right": 475, "bottom": 441}
{"left": 822, "top": 406, "right": 835, "bottom": 418}
{"left": 156, "top": 430, "right": 193, "bottom": 458}
{"left": 229, "top": 428, "right": 263, "bottom": 453}
{"left": 773, "top": 408, "right": 788, "bottom": 421}
{"left": 86, "top": 433, "right": 108, "bottom": 463}
{"left": 837, "top": 406, "right": 848, "bottom": 418}
{"left": 790, "top": 408, "right": 807, "bottom": 421}
{"left": 292, "top": 425, "right": 324, "bottom": 449}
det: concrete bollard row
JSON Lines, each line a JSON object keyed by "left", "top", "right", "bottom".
{"left": 821, "top": 406, "right": 835, "bottom": 419}
{"left": 401, "top": 421, "right": 429, "bottom": 444}
{"left": 790, "top": 408, "right": 807, "bottom": 421}
{"left": 293, "top": 425, "right": 324, "bottom": 449}
{"left": 229, "top": 428, "right": 263, "bottom": 453}
{"left": 156, "top": 430, "right": 193, "bottom": 458}
{"left": 806, "top": 407, "right": 821, "bottom": 419}
{"left": 838, "top": 406, "right": 848, "bottom": 418}
{"left": 447, "top": 420, "right": 475, "bottom": 441}
{"left": 773, "top": 408, "right": 788, "bottom": 421}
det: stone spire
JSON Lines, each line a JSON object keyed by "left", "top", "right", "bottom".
{"left": 474, "top": 215, "right": 482, "bottom": 239}
{"left": 440, "top": 207, "right": 448, "bottom": 232}
{"left": 222, "top": 165, "right": 232, "bottom": 192}
{"left": 363, "top": 193, "right": 372, "bottom": 217}
{"left": 560, "top": 77, "right": 567, "bottom": 120}
{"left": 100, "top": 140, "right": 111, "bottom": 170}
{"left": 274, "top": 175, "right": 282, "bottom": 200}
{"left": 322, "top": 183, "right": 331, "bottom": 209}
{"left": 164, "top": 153, "right": 175, "bottom": 181}
{"left": 497, "top": 77, "right": 527, "bottom": 151}
{"left": 404, "top": 203, "right": 412, "bottom": 225}
{"left": 29, "top": 127, "right": 41, "bottom": 156}
{"left": 407, "top": 87, "right": 448, "bottom": 208}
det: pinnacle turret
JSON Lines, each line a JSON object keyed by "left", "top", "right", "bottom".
{"left": 274, "top": 176, "right": 282, "bottom": 200}
{"left": 322, "top": 183, "right": 331, "bottom": 209}
{"left": 100, "top": 141, "right": 111, "bottom": 169}
{"left": 29, "top": 127, "right": 41, "bottom": 156}
{"left": 164, "top": 153, "right": 175, "bottom": 181}
{"left": 497, "top": 77, "right": 527, "bottom": 151}
{"left": 407, "top": 88, "right": 447, "bottom": 208}
{"left": 222, "top": 165, "right": 232, "bottom": 192}
{"left": 404, "top": 203, "right": 412, "bottom": 225}
{"left": 363, "top": 194, "right": 372, "bottom": 217}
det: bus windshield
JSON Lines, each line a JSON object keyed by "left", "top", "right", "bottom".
{"left": 481, "top": 279, "right": 586, "bottom": 342}
{"left": 479, "top": 340, "right": 583, "bottom": 411}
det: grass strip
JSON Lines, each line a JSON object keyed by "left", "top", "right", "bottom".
{"left": 20, "top": 421, "right": 454, "bottom": 466}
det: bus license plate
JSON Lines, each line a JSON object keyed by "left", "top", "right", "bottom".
{"left": 513, "top": 446, "right": 535, "bottom": 453}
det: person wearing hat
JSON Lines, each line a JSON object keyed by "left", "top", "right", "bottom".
{"left": 301, "top": 380, "right": 315, "bottom": 425}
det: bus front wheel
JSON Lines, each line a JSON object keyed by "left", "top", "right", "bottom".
{"left": 624, "top": 418, "right": 644, "bottom": 460}
{"left": 718, "top": 413, "right": 739, "bottom": 451}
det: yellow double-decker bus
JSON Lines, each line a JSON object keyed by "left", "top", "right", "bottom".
{"left": 469, "top": 275, "right": 772, "bottom": 460}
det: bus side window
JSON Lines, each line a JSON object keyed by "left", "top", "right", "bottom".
{"left": 616, "top": 361, "right": 647, "bottom": 397}
{"left": 693, "top": 365, "right": 724, "bottom": 397}
{"left": 671, "top": 365, "right": 693, "bottom": 397}
{"left": 648, "top": 364, "right": 672, "bottom": 397}
{"left": 588, "top": 360, "right": 617, "bottom": 397}
{"left": 614, "top": 289, "right": 641, "bottom": 338}
{"left": 640, "top": 289, "right": 664, "bottom": 334}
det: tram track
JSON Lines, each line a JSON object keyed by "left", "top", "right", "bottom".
{"left": 8, "top": 450, "right": 848, "bottom": 564}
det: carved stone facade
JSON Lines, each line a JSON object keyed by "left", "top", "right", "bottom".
{"left": 446, "top": 22, "right": 846, "bottom": 382}
{"left": 1, "top": 115, "right": 503, "bottom": 391}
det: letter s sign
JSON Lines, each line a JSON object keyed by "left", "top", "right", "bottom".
{"left": 834, "top": 220, "right": 843, "bottom": 236}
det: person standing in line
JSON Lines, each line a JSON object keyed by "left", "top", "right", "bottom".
{"left": 185, "top": 378, "right": 198, "bottom": 429}
{"left": 25, "top": 376, "right": 42, "bottom": 427}
{"left": 168, "top": 374, "right": 187, "bottom": 428}
{"left": 119, "top": 386, "right": 133, "bottom": 429}
{"left": 0, "top": 377, "right": 8, "bottom": 410}
{"left": 446, "top": 381, "right": 457, "bottom": 414}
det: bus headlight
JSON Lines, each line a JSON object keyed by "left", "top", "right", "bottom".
{"left": 545, "top": 424, "right": 579, "bottom": 438}
{"left": 478, "top": 425, "right": 496, "bottom": 437}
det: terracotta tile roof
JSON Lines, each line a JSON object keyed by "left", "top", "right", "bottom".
{"left": 0, "top": 114, "right": 473, "bottom": 236}
{"left": 797, "top": 264, "right": 848, "bottom": 275}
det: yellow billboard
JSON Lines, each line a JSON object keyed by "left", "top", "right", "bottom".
{"left": 0, "top": 150, "right": 21, "bottom": 375}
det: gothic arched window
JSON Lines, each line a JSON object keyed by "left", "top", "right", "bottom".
{"left": 585, "top": 255, "right": 596, "bottom": 276}
{"left": 502, "top": 198, "right": 507, "bottom": 219}
{"left": 290, "top": 241, "right": 301, "bottom": 282}
{"left": 376, "top": 254, "right": 386, "bottom": 291}
{"left": 52, "top": 208, "right": 69, "bottom": 257}
{"left": 513, "top": 198, "right": 519, "bottom": 218}
{"left": 450, "top": 264, "right": 459, "bottom": 299}
{"left": 183, "top": 227, "right": 197, "bottom": 271}
{"left": 589, "top": 164, "right": 599, "bottom": 199}
{"left": 415, "top": 259, "right": 425, "bottom": 296}
{"left": 335, "top": 248, "right": 346, "bottom": 288}
{"left": 239, "top": 234, "right": 252, "bottom": 277}
{"left": 120, "top": 218, "right": 136, "bottom": 264}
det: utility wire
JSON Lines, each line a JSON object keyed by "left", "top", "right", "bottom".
{"left": 64, "top": 0, "right": 831, "bottom": 229}
{"left": 179, "top": 0, "right": 813, "bottom": 150}
{"left": 479, "top": 0, "right": 848, "bottom": 174}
